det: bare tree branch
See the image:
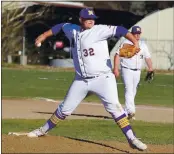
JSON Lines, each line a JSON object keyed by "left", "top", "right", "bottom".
{"left": 9, "top": 6, "right": 28, "bottom": 23}
{"left": 2, "top": 2, "right": 51, "bottom": 59}
{"left": 155, "top": 42, "right": 174, "bottom": 70}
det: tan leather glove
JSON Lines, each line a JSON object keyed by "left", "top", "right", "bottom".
{"left": 119, "top": 44, "right": 139, "bottom": 58}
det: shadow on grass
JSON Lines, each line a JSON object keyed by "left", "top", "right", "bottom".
{"left": 33, "top": 111, "right": 112, "bottom": 119}
{"left": 63, "top": 136, "right": 130, "bottom": 153}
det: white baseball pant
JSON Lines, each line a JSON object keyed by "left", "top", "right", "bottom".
{"left": 57, "top": 72, "right": 125, "bottom": 119}
{"left": 121, "top": 67, "right": 141, "bottom": 115}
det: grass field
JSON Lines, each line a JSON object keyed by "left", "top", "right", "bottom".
{"left": 2, "top": 66, "right": 174, "bottom": 148}
{"left": 2, "top": 67, "right": 173, "bottom": 106}
{"left": 2, "top": 119, "right": 173, "bottom": 145}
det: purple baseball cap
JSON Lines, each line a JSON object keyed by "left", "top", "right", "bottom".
{"left": 79, "top": 8, "right": 98, "bottom": 19}
{"left": 131, "top": 26, "right": 142, "bottom": 34}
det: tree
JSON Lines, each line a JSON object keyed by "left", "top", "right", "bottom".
{"left": 1, "top": 2, "right": 50, "bottom": 60}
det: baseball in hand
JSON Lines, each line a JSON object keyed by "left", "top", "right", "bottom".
{"left": 36, "top": 43, "right": 41, "bottom": 47}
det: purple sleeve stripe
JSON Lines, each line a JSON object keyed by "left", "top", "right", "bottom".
{"left": 51, "top": 23, "right": 66, "bottom": 35}
{"left": 115, "top": 26, "right": 128, "bottom": 38}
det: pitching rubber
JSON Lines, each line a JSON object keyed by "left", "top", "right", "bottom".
{"left": 8, "top": 132, "right": 39, "bottom": 138}
{"left": 8, "top": 132, "right": 28, "bottom": 136}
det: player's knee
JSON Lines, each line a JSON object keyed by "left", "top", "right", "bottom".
{"left": 55, "top": 105, "right": 70, "bottom": 120}
{"left": 61, "top": 110, "right": 72, "bottom": 116}
{"left": 127, "top": 108, "right": 135, "bottom": 114}
{"left": 125, "top": 85, "right": 133, "bottom": 91}
{"left": 105, "top": 102, "right": 123, "bottom": 113}
{"left": 105, "top": 103, "right": 125, "bottom": 119}
{"left": 57, "top": 103, "right": 73, "bottom": 118}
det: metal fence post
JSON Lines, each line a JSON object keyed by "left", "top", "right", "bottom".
{"left": 21, "top": 27, "right": 27, "bottom": 65}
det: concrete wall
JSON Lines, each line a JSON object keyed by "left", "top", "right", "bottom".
{"left": 50, "top": 59, "right": 74, "bottom": 68}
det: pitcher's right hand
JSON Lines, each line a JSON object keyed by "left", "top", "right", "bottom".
{"left": 35, "top": 34, "right": 46, "bottom": 47}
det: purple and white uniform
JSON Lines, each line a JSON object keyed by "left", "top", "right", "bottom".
{"left": 28, "top": 9, "right": 148, "bottom": 150}
{"left": 116, "top": 39, "right": 151, "bottom": 115}
{"left": 52, "top": 23, "right": 128, "bottom": 119}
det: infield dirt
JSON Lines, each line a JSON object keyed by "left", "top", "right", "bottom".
{"left": 2, "top": 99, "right": 174, "bottom": 153}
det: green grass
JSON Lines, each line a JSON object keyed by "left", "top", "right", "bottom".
{"left": 2, "top": 67, "right": 173, "bottom": 106}
{"left": 2, "top": 119, "right": 173, "bottom": 145}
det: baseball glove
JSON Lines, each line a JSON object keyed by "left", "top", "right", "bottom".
{"left": 144, "top": 71, "right": 154, "bottom": 83}
{"left": 119, "top": 44, "right": 138, "bottom": 58}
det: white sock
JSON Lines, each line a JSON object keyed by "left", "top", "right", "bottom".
{"left": 41, "top": 123, "right": 49, "bottom": 133}
{"left": 126, "top": 129, "right": 136, "bottom": 140}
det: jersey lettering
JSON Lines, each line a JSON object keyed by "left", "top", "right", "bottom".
{"left": 83, "top": 49, "right": 88, "bottom": 57}
{"left": 83, "top": 48, "right": 95, "bottom": 57}
{"left": 140, "top": 54, "right": 143, "bottom": 59}
{"left": 89, "top": 48, "right": 95, "bottom": 56}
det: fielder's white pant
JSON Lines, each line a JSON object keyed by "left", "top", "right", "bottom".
{"left": 121, "top": 67, "right": 141, "bottom": 115}
{"left": 57, "top": 72, "right": 125, "bottom": 120}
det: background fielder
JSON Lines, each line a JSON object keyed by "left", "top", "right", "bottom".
{"left": 114, "top": 26, "right": 153, "bottom": 119}
{"left": 28, "top": 8, "right": 147, "bottom": 151}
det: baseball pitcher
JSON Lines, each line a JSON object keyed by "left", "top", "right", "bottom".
{"left": 28, "top": 8, "right": 147, "bottom": 151}
{"left": 114, "top": 26, "right": 154, "bottom": 120}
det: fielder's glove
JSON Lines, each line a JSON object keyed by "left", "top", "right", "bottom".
{"left": 119, "top": 44, "right": 138, "bottom": 58}
{"left": 144, "top": 71, "right": 154, "bottom": 83}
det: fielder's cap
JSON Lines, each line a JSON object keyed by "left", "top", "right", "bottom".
{"left": 79, "top": 8, "right": 98, "bottom": 19}
{"left": 131, "top": 26, "right": 142, "bottom": 34}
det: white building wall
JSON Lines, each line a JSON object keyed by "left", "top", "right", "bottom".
{"left": 110, "top": 7, "right": 174, "bottom": 70}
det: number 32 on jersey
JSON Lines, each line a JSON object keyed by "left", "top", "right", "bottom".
{"left": 83, "top": 48, "right": 95, "bottom": 57}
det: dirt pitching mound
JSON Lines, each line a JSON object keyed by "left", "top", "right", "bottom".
{"left": 2, "top": 135, "right": 173, "bottom": 153}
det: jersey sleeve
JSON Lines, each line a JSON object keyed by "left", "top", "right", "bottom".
{"left": 96, "top": 25, "right": 117, "bottom": 39}
{"left": 114, "top": 26, "right": 128, "bottom": 38}
{"left": 115, "top": 45, "right": 121, "bottom": 55}
{"left": 96, "top": 25, "right": 128, "bottom": 40}
{"left": 51, "top": 23, "right": 70, "bottom": 35}
{"left": 115, "top": 39, "right": 123, "bottom": 55}
{"left": 143, "top": 42, "right": 151, "bottom": 58}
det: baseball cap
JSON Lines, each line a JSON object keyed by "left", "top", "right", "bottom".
{"left": 131, "top": 26, "right": 142, "bottom": 34}
{"left": 79, "top": 8, "right": 98, "bottom": 19}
